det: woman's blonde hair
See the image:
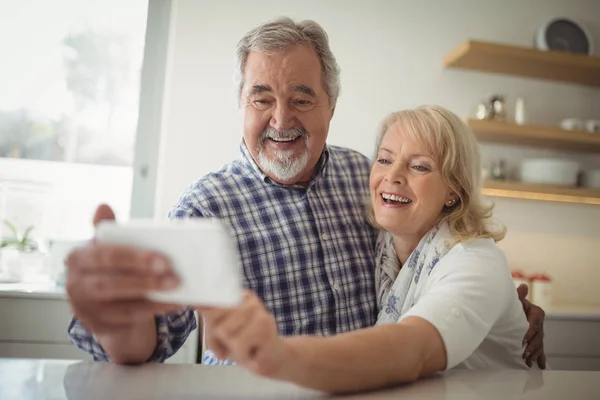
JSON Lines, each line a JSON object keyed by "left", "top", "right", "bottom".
{"left": 366, "top": 105, "right": 505, "bottom": 245}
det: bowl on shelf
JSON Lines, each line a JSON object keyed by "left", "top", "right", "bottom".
{"left": 560, "top": 118, "right": 584, "bottom": 131}
{"left": 520, "top": 158, "right": 580, "bottom": 186}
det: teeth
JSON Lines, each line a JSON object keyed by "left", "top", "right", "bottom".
{"left": 270, "top": 136, "right": 298, "bottom": 142}
{"left": 381, "top": 193, "right": 412, "bottom": 204}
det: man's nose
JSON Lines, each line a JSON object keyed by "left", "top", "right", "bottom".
{"left": 270, "top": 103, "right": 296, "bottom": 131}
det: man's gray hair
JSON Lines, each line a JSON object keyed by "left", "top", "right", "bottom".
{"left": 234, "top": 17, "right": 341, "bottom": 109}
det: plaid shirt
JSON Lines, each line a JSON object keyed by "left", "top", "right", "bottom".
{"left": 68, "top": 142, "right": 378, "bottom": 363}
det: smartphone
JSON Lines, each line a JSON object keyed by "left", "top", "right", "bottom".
{"left": 95, "top": 218, "right": 243, "bottom": 306}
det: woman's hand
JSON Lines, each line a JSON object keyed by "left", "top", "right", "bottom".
{"left": 198, "top": 290, "right": 288, "bottom": 377}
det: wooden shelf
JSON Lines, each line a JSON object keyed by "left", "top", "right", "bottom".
{"left": 467, "top": 119, "right": 600, "bottom": 153}
{"left": 483, "top": 180, "right": 600, "bottom": 205}
{"left": 444, "top": 40, "right": 600, "bottom": 87}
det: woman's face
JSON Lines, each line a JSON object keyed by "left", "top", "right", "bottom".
{"left": 370, "top": 122, "right": 455, "bottom": 239}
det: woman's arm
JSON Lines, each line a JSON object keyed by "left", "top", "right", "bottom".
{"left": 275, "top": 316, "right": 446, "bottom": 393}
{"left": 200, "top": 291, "right": 447, "bottom": 394}
{"left": 201, "top": 249, "right": 519, "bottom": 393}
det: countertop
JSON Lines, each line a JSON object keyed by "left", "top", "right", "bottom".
{"left": 1, "top": 282, "right": 599, "bottom": 320}
{"left": 1, "top": 358, "right": 599, "bottom": 400}
{"left": 0, "top": 282, "right": 66, "bottom": 300}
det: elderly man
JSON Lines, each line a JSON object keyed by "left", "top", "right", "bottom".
{"left": 66, "top": 17, "right": 546, "bottom": 368}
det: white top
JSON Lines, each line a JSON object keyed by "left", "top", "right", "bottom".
{"left": 399, "top": 238, "right": 529, "bottom": 370}
{"left": 378, "top": 234, "right": 529, "bottom": 369}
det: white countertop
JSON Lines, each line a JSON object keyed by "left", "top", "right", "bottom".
{"left": 0, "top": 358, "right": 599, "bottom": 400}
{"left": 0, "top": 282, "right": 66, "bottom": 300}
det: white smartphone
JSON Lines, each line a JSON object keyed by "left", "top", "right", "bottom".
{"left": 95, "top": 218, "right": 243, "bottom": 307}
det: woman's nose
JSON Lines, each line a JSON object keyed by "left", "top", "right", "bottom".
{"left": 385, "top": 166, "right": 404, "bottom": 184}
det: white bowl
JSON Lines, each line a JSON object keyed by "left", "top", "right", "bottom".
{"left": 560, "top": 118, "right": 584, "bottom": 131}
{"left": 520, "top": 159, "right": 580, "bottom": 186}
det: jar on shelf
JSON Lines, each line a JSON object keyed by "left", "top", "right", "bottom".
{"left": 530, "top": 273, "right": 553, "bottom": 309}
{"left": 511, "top": 270, "right": 530, "bottom": 299}
{"left": 491, "top": 159, "right": 508, "bottom": 180}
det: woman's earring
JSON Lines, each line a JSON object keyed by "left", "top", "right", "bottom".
{"left": 446, "top": 199, "right": 456, "bottom": 206}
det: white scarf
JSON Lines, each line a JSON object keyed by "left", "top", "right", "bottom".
{"left": 375, "top": 222, "right": 453, "bottom": 324}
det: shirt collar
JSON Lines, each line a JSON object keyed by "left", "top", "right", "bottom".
{"left": 239, "top": 140, "right": 329, "bottom": 189}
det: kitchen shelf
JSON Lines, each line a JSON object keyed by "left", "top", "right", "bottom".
{"left": 444, "top": 40, "right": 600, "bottom": 87}
{"left": 467, "top": 119, "right": 600, "bottom": 153}
{"left": 482, "top": 180, "right": 600, "bottom": 206}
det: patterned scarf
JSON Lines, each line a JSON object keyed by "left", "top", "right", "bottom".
{"left": 375, "top": 222, "right": 453, "bottom": 324}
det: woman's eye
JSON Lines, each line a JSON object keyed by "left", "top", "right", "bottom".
{"left": 412, "top": 165, "right": 429, "bottom": 172}
{"left": 376, "top": 158, "right": 391, "bottom": 165}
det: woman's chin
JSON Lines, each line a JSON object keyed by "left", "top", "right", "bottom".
{"left": 376, "top": 220, "right": 409, "bottom": 235}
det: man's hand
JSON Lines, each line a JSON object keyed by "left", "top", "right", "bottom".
{"left": 65, "top": 204, "right": 183, "bottom": 362}
{"left": 517, "top": 284, "right": 546, "bottom": 369}
{"left": 200, "top": 290, "right": 288, "bottom": 378}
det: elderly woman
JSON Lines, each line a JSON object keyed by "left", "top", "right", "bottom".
{"left": 200, "top": 105, "right": 533, "bottom": 393}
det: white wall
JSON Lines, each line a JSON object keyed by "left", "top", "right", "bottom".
{"left": 156, "top": 0, "right": 600, "bottom": 305}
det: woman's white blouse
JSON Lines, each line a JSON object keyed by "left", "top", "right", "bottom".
{"left": 379, "top": 238, "right": 530, "bottom": 370}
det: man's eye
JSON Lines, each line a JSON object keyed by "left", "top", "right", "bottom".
{"left": 253, "top": 99, "right": 271, "bottom": 109}
{"left": 293, "top": 99, "right": 313, "bottom": 109}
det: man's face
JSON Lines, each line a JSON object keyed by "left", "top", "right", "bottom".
{"left": 240, "top": 45, "right": 334, "bottom": 184}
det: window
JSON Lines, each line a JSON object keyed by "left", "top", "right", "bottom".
{"left": 0, "top": 0, "right": 149, "bottom": 245}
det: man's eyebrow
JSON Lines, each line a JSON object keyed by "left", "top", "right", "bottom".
{"left": 250, "top": 84, "right": 272, "bottom": 95}
{"left": 292, "top": 84, "right": 316, "bottom": 97}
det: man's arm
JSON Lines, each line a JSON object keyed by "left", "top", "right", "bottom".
{"left": 68, "top": 308, "right": 197, "bottom": 363}
{"left": 517, "top": 284, "right": 546, "bottom": 368}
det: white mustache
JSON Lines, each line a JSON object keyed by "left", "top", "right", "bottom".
{"left": 260, "top": 127, "right": 308, "bottom": 142}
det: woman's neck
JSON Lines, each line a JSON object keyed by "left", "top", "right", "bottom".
{"left": 391, "top": 234, "right": 422, "bottom": 266}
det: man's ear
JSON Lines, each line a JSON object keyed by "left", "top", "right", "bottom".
{"left": 329, "top": 106, "right": 336, "bottom": 121}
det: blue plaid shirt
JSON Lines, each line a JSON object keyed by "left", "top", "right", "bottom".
{"left": 68, "top": 142, "right": 378, "bottom": 363}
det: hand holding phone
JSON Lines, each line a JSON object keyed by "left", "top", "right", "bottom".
{"left": 95, "top": 218, "right": 244, "bottom": 307}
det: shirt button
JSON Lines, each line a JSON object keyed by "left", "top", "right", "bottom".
{"left": 333, "top": 283, "right": 340, "bottom": 291}
{"left": 321, "top": 233, "right": 329, "bottom": 240}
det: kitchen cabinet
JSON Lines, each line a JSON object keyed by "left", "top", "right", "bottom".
{"left": 0, "top": 288, "right": 199, "bottom": 364}
{"left": 545, "top": 312, "right": 600, "bottom": 371}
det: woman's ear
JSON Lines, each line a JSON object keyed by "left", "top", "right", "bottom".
{"left": 445, "top": 194, "right": 458, "bottom": 207}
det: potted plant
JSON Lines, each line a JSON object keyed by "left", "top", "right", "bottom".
{"left": 0, "top": 220, "right": 47, "bottom": 282}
